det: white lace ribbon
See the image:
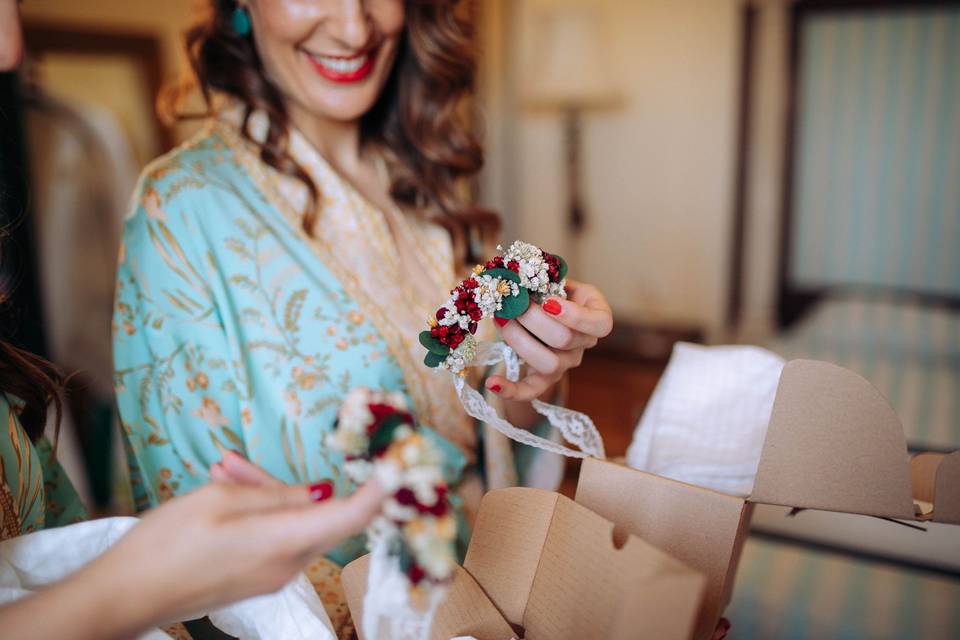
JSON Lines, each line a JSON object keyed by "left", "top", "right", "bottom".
{"left": 362, "top": 537, "right": 445, "bottom": 640}
{"left": 452, "top": 342, "right": 605, "bottom": 460}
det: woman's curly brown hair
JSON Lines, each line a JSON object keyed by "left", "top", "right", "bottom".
{"left": 168, "top": 0, "right": 498, "bottom": 263}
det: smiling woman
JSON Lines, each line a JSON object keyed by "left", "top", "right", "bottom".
{"left": 114, "top": 1, "right": 612, "bottom": 633}
{"left": 247, "top": 0, "right": 404, "bottom": 122}
{"left": 171, "top": 0, "right": 483, "bottom": 248}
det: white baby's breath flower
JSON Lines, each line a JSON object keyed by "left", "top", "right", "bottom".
{"left": 501, "top": 240, "right": 551, "bottom": 295}
{"left": 385, "top": 391, "right": 409, "bottom": 410}
{"left": 419, "top": 541, "right": 456, "bottom": 581}
{"left": 470, "top": 274, "right": 506, "bottom": 317}
{"left": 325, "top": 429, "right": 367, "bottom": 459}
{"left": 439, "top": 334, "right": 477, "bottom": 374}
{"left": 383, "top": 497, "right": 419, "bottom": 523}
{"left": 374, "top": 459, "right": 404, "bottom": 493}
{"left": 437, "top": 301, "right": 460, "bottom": 327}
{"left": 343, "top": 459, "right": 374, "bottom": 484}
{"left": 393, "top": 424, "right": 414, "bottom": 441}
{"left": 337, "top": 389, "right": 374, "bottom": 434}
{"left": 366, "top": 515, "right": 400, "bottom": 546}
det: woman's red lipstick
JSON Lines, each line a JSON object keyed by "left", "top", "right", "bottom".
{"left": 307, "top": 50, "right": 376, "bottom": 83}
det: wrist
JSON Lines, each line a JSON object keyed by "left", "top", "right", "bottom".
{"left": 68, "top": 541, "right": 172, "bottom": 639}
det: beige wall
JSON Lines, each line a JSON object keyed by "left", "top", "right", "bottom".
{"left": 738, "top": 0, "right": 790, "bottom": 341}
{"left": 21, "top": 0, "right": 200, "bottom": 144}
{"left": 480, "top": 0, "right": 784, "bottom": 339}
{"left": 24, "top": 0, "right": 785, "bottom": 338}
{"left": 21, "top": 0, "right": 197, "bottom": 81}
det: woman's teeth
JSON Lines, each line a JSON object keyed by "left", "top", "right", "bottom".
{"left": 312, "top": 54, "right": 368, "bottom": 74}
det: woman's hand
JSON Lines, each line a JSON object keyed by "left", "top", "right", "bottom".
{"left": 486, "top": 278, "right": 613, "bottom": 402}
{"left": 100, "top": 476, "right": 383, "bottom": 627}
{"left": 1, "top": 457, "right": 384, "bottom": 640}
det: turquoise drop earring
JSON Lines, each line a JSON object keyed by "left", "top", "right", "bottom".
{"left": 232, "top": 6, "right": 251, "bottom": 37}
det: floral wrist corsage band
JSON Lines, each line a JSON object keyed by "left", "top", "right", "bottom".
{"left": 419, "top": 241, "right": 568, "bottom": 374}
{"left": 327, "top": 389, "right": 456, "bottom": 639}
{"left": 420, "top": 241, "right": 605, "bottom": 461}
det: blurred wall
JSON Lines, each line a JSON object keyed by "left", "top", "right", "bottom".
{"left": 23, "top": 0, "right": 784, "bottom": 339}
{"left": 480, "top": 0, "right": 743, "bottom": 338}
{"left": 21, "top": 0, "right": 198, "bottom": 143}
{"left": 740, "top": 0, "right": 790, "bottom": 340}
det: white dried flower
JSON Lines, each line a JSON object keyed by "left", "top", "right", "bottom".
{"left": 440, "top": 333, "right": 477, "bottom": 374}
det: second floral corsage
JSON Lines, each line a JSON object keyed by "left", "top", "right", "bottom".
{"left": 419, "top": 241, "right": 568, "bottom": 374}
{"left": 327, "top": 388, "right": 457, "bottom": 639}
{"left": 415, "top": 240, "right": 606, "bottom": 462}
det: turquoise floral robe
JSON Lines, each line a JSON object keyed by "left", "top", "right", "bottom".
{"left": 1, "top": 394, "right": 86, "bottom": 541}
{"left": 112, "top": 110, "right": 548, "bottom": 571}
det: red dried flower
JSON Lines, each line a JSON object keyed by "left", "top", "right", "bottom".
{"left": 408, "top": 564, "right": 426, "bottom": 585}
{"left": 485, "top": 256, "right": 505, "bottom": 270}
{"left": 543, "top": 252, "right": 562, "bottom": 283}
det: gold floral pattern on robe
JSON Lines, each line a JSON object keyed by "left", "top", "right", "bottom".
{"left": 0, "top": 394, "right": 87, "bottom": 542}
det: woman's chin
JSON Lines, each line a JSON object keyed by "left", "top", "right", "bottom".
{"left": 305, "top": 100, "right": 377, "bottom": 125}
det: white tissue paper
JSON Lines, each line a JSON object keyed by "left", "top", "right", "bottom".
{"left": 0, "top": 517, "right": 336, "bottom": 640}
{"left": 626, "top": 342, "right": 785, "bottom": 496}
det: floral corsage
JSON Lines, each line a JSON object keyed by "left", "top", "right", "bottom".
{"left": 326, "top": 388, "right": 457, "bottom": 595}
{"left": 414, "top": 239, "right": 606, "bottom": 462}
{"left": 419, "top": 241, "right": 568, "bottom": 374}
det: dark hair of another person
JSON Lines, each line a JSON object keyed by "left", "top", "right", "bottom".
{"left": 0, "top": 222, "right": 65, "bottom": 443}
{"left": 0, "top": 339, "right": 64, "bottom": 442}
{"left": 166, "top": 0, "right": 499, "bottom": 264}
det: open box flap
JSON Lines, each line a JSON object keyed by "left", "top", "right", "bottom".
{"left": 913, "top": 451, "right": 960, "bottom": 525}
{"left": 466, "top": 487, "right": 704, "bottom": 640}
{"left": 462, "top": 487, "right": 558, "bottom": 625}
{"left": 576, "top": 457, "right": 750, "bottom": 640}
{"left": 934, "top": 451, "right": 960, "bottom": 524}
{"left": 341, "top": 555, "right": 516, "bottom": 640}
{"left": 910, "top": 452, "right": 942, "bottom": 504}
{"left": 750, "top": 360, "right": 915, "bottom": 520}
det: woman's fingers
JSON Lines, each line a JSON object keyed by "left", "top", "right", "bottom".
{"left": 542, "top": 279, "right": 613, "bottom": 338}
{"left": 198, "top": 482, "right": 317, "bottom": 519}
{"left": 516, "top": 303, "right": 599, "bottom": 351}
{"left": 259, "top": 479, "right": 387, "bottom": 556}
{"left": 485, "top": 371, "right": 555, "bottom": 402}
{"left": 216, "top": 450, "right": 284, "bottom": 487}
{"left": 499, "top": 320, "right": 564, "bottom": 376}
{"left": 207, "top": 453, "right": 384, "bottom": 550}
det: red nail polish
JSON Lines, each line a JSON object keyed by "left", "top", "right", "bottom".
{"left": 309, "top": 481, "right": 334, "bottom": 502}
{"left": 494, "top": 317, "right": 509, "bottom": 327}
{"left": 489, "top": 384, "right": 502, "bottom": 393}
{"left": 543, "top": 299, "right": 562, "bottom": 315}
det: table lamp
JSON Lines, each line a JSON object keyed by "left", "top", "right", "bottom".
{"left": 523, "top": 3, "right": 621, "bottom": 236}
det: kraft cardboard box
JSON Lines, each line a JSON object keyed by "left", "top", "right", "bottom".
{"left": 342, "top": 486, "right": 706, "bottom": 640}
{"left": 575, "top": 359, "right": 960, "bottom": 640}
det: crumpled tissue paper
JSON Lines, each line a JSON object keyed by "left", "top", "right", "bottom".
{"left": 626, "top": 342, "right": 785, "bottom": 496}
{"left": 0, "top": 517, "right": 336, "bottom": 640}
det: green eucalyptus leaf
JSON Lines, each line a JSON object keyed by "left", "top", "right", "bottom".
{"left": 368, "top": 413, "right": 406, "bottom": 455}
{"left": 557, "top": 255, "right": 568, "bottom": 281}
{"left": 482, "top": 267, "right": 521, "bottom": 283}
{"left": 423, "top": 350, "right": 446, "bottom": 368}
{"left": 419, "top": 330, "right": 450, "bottom": 356}
{"left": 496, "top": 286, "right": 530, "bottom": 320}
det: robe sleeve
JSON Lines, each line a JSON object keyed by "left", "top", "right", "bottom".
{"left": 113, "top": 182, "right": 246, "bottom": 511}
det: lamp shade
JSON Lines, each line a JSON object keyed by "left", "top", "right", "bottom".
{"left": 523, "top": 4, "right": 620, "bottom": 110}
